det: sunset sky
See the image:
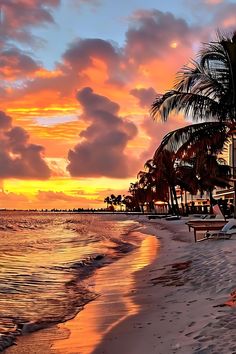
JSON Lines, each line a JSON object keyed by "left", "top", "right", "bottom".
{"left": 0, "top": 0, "right": 236, "bottom": 209}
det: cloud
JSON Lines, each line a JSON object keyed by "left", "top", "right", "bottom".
{"left": 0, "top": 0, "right": 60, "bottom": 46}
{"left": 0, "top": 48, "right": 40, "bottom": 79}
{"left": 212, "top": 3, "right": 236, "bottom": 31}
{"left": 140, "top": 114, "right": 187, "bottom": 163}
{"left": 37, "top": 190, "right": 80, "bottom": 202}
{"left": 2, "top": 8, "right": 201, "bottom": 107}
{"left": 124, "top": 9, "right": 198, "bottom": 64}
{"left": 67, "top": 87, "right": 138, "bottom": 178}
{"left": 0, "top": 111, "right": 51, "bottom": 179}
{"left": 130, "top": 87, "right": 157, "bottom": 108}
{"left": 46, "top": 158, "right": 69, "bottom": 177}
{"left": 183, "top": 0, "right": 236, "bottom": 33}
{"left": 1, "top": 8, "right": 200, "bottom": 116}
{"left": 204, "top": 0, "right": 223, "bottom": 3}
{"left": 0, "top": 191, "right": 29, "bottom": 208}
{"left": 62, "top": 38, "right": 125, "bottom": 85}
{"left": 35, "top": 190, "right": 102, "bottom": 208}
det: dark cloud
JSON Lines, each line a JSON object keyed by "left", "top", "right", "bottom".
{"left": 0, "top": 48, "right": 40, "bottom": 79}
{"left": 125, "top": 9, "right": 198, "bottom": 63}
{"left": 67, "top": 87, "right": 138, "bottom": 178}
{"left": 0, "top": 111, "right": 51, "bottom": 179}
{"left": 62, "top": 38, "right": 125, "bottom": 85}
{"left": 130, "top": 87, "right": 157, "bottom": 108}
{"left": 0, "top": 0, "right": 60, "bottom": 46}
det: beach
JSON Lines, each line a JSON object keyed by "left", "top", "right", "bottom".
{"left": 3, "top": 214, "right": 236, "bottom": 354}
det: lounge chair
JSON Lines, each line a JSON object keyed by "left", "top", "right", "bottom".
{"left": 205, "top": 219, "right": 236, "bottom": 239}
{"left": 165, "top": 215, "right": 181, "bottom": 220}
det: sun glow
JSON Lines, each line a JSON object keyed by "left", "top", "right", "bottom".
{"left": 170, "top": 41, "right": 178, "bottom": 49}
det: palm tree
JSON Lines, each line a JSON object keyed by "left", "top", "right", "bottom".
{"left": 153, "top": 126, "right": 231, "bottom": 212}
{"left": 104, "top": 196, "right": 111, "bottom": 209}
{"left": 129, "top": 181, "right": 148, "bottom": 213}
{"left": 142, "top": 152, "right": 181, "bottom": 215}
{"left": 137, "top": 170, "right": 156, "bottom": 212}
{"left": 122, "top": 195, "right": 135, "bottom": 211}
{"left": 151, "top": 32, "right": 236, "bottom": 215}
{"left": 115, "top": 194, "right": 123, "bottom": 211}
{"left": 151, "top": 33, "right": 236, "bottom": 124}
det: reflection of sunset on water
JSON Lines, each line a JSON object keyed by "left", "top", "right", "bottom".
{"left": 52, "top": 233, "right": 159, "bottom": 354}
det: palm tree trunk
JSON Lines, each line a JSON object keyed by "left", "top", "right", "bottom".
{"left": 209, "top": 189, "right": 214, "bottom": 213}
{"left": 141, "top": 204, "right": 144, "bottom": 214}
{"left": 169, "top": 187, "right": 174, "bottom": 214}
{"left": 172, "top": 186, "right": 180, "bottom": 215}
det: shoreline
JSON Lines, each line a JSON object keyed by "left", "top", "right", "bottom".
{"left": 4, "top": 216, "right": 158, "bottom": 354}
{"left": 92, "top": 216, "right": 236, "bottom": 354}
{"left": 5, "top": 215, "right": 236, "bottom": 354}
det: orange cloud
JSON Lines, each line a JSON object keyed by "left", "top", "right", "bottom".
{"left": 0, "top": 48, "right": 40, "bottom": 80}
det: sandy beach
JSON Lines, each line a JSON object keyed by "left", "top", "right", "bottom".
{"left": 5, "top": 215, "right": 236, "bottom": 354}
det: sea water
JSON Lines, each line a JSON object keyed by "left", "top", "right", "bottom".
{"left": 0, "top": 211, "right": 142, "bottom": 351}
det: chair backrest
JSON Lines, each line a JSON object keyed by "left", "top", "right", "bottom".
{"left": 212, "top": 204, "right": 226, "bottom": 220}
{"left": 221, "top": 220, "right": 236, "bottom": 232}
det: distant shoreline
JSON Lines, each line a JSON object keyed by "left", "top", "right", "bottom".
{"left": 0, "top": 209, "right": 164, "bottom": 215}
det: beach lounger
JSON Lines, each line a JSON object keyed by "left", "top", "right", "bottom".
{"left": 186, "top": 204, "right": 226, "bottom": 231}
{"left": 147, "top": 214, "right": 167, "bottom": 220}
{"left": 165, "top": 215, "right": 181, "bottom": 220}
{"left": 205, "top": 219, "right": 236, "bottom": 240}
{"left": 187, "top": 221, "right": 226, "bottom": 242}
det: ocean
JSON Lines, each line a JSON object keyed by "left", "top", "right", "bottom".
{"left": 0, "top": 211, "right": 144, "bottom": 351}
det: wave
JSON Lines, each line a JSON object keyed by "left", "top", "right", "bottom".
{"left": 0, "top": 212, "right": 141, "bottom": 352}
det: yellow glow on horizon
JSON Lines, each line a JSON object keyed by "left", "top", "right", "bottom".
{"left": 4, "top": 177, "right": 134, "bottom": 197}
{"left": 7, "top": 106, "right": 77, "bottom": 114}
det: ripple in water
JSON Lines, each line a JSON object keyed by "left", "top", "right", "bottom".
{"left": 0, "top": 212, "right": 140, "bottom": 351}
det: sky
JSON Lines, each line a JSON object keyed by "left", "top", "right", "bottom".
{"left": 0, "top": 0, "right": 236, "bottom": 209}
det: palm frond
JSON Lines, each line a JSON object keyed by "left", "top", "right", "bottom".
{"left": 153, "top": 122, "right": 229, "bottom": 160}
{"left": 151, "top": 90, "right": 221, "bottom": 121}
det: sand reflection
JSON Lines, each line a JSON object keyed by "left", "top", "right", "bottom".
{"left": 52, "top": 233, "right": 159, "bottom": 354}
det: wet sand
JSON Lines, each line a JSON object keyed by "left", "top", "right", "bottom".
{"left": 5, "top": 216, "right": 236, "bottom": 354}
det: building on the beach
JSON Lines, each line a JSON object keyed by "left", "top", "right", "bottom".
{"left": 213, "top": 141, "right": 234, "bottom": 202}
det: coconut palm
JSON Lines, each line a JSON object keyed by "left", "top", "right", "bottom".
{"left": 128, "top": 182, "right": 146, "bottom": 213}
{"left": 153, "top": 127, "right": 231, "bottom": 208}
{"left": 137, "top": 170, "right": 156, "bottom": 212}
{"left": 151, "top": 33, "right": 236, "bottom": 124}
{"left": 153, "top": 122, "right": 229, "bottom": 159}
{"left": 143, "top": 159, "right": 170, "bottom": 206}
{"left": 104, "top": 196, "right": 112, "bottom": 209}
{"left": 146, "top": 151, "right": 181, "bottom": 214}
{"left": 151, "top": 33, "right": 236, "bottom": 160}
{"left": 151, "top": 32, "right": 236, "bottom": 214}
